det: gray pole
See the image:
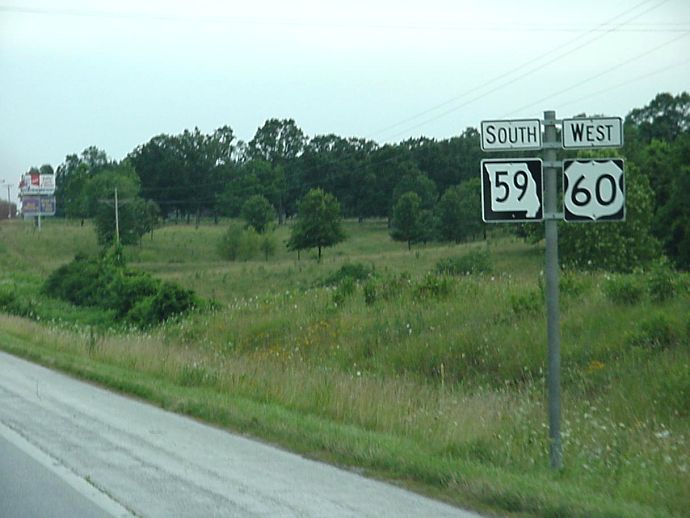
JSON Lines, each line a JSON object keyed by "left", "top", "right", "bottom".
{"left": 543, "top": 110, "right": 562, "bottom": 470}
{"left": 6, "top": 186, "right": 10, "bottom": 219}
{"left": 114, "top": 187, "right": 120, "bottom": 244}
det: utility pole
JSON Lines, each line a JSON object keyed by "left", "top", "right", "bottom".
{"left": 114, "top": 187, "right": 120, "bottom": 244}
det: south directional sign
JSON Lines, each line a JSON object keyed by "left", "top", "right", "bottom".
{"left": 562, "top": 117, "right": 623, "bottom": 149}
{"left": 563, "top": 159, "right": 625, "bottom": 221}
{"left": 481, "top": 119, "right": 542, "bottom": 151}
{"left": 481, "top": 158, "right": 543, "bottom": 222}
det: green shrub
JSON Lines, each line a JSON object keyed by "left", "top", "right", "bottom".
{"left": 322, "top": 262, "right": 374, "bottom": 287}
{"left": 602, "top": 275, "right": 644, "bottom": 305}
{"left": 43, "top": 250, "right": 199, "bottom": 329}
{"left": 362, "top": 273, "right": 411, "bottom": 305}
{"left": 218, "top": 223, "right": 260, "bottom": 261}
{"left": 436, "top": 249, "right": 491, "bottom": 276}
{"left": 108, "top": 271, "right": 160, "bottom": 318}
{"left": 559, "top": 270, "right": 587, "bottom": 298}
{"left": 363, "top": 280, "right": 377, "bottom": 306}
{"left": 414, "top": 273, "right": 453, "bottom": 300}
{"left": 646, "top": 262, "right": 676, "bottom": 303}
{"left": 43, "top": 253, "right": 114, "bottom": 307}
{"left": 0, "top": 285, "right": 36, "bottom": 318}
{"left": 510, "top": 290, "right": 542, "bottom": 315}
{"left": 333, "top": 277, "right": 357, "bottom": 305}
{"left": 627, "top": 314, "right": 681, "bottom": 350}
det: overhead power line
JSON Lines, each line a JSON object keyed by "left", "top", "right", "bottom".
{"left": 502, "top": 30, "right": 690, "bottom": 117}
{"left": 369, "top": 0, "right": 671, "bottom": 140}
{"left": 0, "top": 3, "right": 686, "bottom": 33}
{"left": 555, "top": 57, "right": 690, "bottom": 109}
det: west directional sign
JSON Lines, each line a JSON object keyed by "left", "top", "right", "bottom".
{"left": 481, "top": 119, "right": 542, "bottom": 151}
{"left": 562, "top": 117, "right": 623, "bottom": 149}
{"left": 563, "top": 159, "right": 625, "bottom": 221}
{"left": 481, "top": 158, "right": 543, "bottom": 222}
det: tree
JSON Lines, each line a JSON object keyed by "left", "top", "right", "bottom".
{"left": 390, "top": 192, "right": 422, "bottom": 250}
{"left": 55, "top": 146, "right": 112, "bottom": 219}
{"left": 559, "top": 161, "right": 661, "bottom": 272}
{"left": 90, "top": 164, "right": 153, "bottom": 246}
{"left": 241, "top": 194, "right": 275, "bottom": 233}
{"left": 392, "top": 169, "right": 437, "bottom": 211}
{"left": 436, "top": 179, "right": 483, "bottom": 243}
{"left": 626, "top": 92, "right": 690, "bottom": 144}
{"left": 287, "top": 189, "right": 345, "bottom": 260}
{"left": 249, "top": 119, "right": 306, "bottom": 220}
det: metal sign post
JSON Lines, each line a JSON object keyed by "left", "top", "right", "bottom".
{"left": 480, "top": 110, "right": 624, "bottom": 471}
{"left": 543, "top": 111, "right": 562, "bottom": 470}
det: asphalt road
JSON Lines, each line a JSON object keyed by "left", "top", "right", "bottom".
{"left": 0, "top": 351, "right": 480, "bottom": 517}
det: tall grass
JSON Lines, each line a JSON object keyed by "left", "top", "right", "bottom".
{"left": 0, "top": 217, "right": 688, "bottom": 517}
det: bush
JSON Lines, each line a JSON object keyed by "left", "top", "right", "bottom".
{"left": 436, "top": 250, "right": 491, "bottom": 276}
{"left": 218, "top": 223, "right": 260, "bottom": 261}
{"left": 0, "top": 285, "right": 36, "bottom": 318}
{"left": 602, "top": 275, "right": 644, "bottom": 305}
{"left": 43, "top": 253, "right": 114, "bottom": 307}
{"left": 627, "top": 314, "right": 681, "bottom": 350}
{"left": 43, "top": 249, "right": 199, "bottom": 329}
{"left": 647, "top": 262, "right": 676, "bottom": 302}
{"left": 510, "top": 290, "right": 542, "bottom": 315}
{"left": 259, "top": 234, "right": 277, "bottom": 261}
{"left": 108, "top": 271, "right": 160, "bottom": 318}
{"left": 322, "top": 263, "right": 374, "bottom": 287}
{"left": 362, "top": 273, "right": 411, "bottom": 305}
{"left": 126, "top": 282, "right": 197, "bottom": 328}
{"left": 333, "top": 277, "right": 357, "bottom": 305}
{"left": 414, "top": 273, "right": 453, "bottom": 300}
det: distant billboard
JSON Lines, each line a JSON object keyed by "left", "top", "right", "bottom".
{"left": 22, "top": 196, "right": 56, "bottom": 216}
{"left": 20, "top": 173, "right": 55, "bottom": 195}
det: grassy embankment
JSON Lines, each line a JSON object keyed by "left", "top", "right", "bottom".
{"left": 0, "top": 218, "right": 688, "bottom": 517}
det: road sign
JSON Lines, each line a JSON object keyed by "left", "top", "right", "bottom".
{"left": 481, "top": 158, "right": 543, "bottom": 222}
{"left": 21, "top": 196, "right": 56, "bottom": 216}
{"left": 20, "top": 173, "right": 55, "bottom": 195}
{"left": 562, "top": 117, "right": 623, "bottom": 149}
{"left": 563, "top": 159, "right": 625, "bottom": 221}
{"left": 481, "top": 119, "right": 542, "bottom": 151}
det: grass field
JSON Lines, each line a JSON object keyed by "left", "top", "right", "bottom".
{"left": 1, "top": 217, "right": 688, "bottom": 517}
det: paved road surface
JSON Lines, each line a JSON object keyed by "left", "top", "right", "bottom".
{"left": 0, "top": 351, "right": 480, "bottom": 517}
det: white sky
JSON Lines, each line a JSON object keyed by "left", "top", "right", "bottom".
{"left": 1, "top": 0, "right": 689, "bottom": 202}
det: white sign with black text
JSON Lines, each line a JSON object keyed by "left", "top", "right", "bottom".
{"left": 480, "top": 119, "right": 542, "bottom": 151}
{"left": 563, "top": 159, "right": 625, "bottom": 221}
{"left": 562, "top": 117, "right": 623, "bottom": 149}
{"left": 481, "top": 158, "right": 543, "bottom": 222}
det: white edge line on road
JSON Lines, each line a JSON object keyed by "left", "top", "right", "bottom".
{"left": 0, "top": 420, "right": 135, "bottom": 518}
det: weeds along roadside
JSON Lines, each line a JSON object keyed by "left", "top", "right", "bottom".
{"left": 0, "top": 219, "right": 689, "bottom": 517}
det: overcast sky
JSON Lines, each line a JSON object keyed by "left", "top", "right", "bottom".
{"left": 1, "top": 0, "right": 689, "bottom": 202}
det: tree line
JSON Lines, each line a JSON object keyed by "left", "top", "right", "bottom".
{"left": 35, "top": 91, "right": 690, "bottom": 269}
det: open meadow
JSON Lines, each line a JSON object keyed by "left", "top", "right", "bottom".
{"left": 1, "top": 217, "right": 688, "bottom": 517}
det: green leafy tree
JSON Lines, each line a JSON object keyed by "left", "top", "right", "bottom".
{"left": 287, "top": 188, "right": 345, "bottom": 260}
{"left": 559, "top": 162, "right": 661, "bottom": 272}
{"left": 390, "top": 191, "right": 422, "bottom": 250}
{"left": 90, "top": 164, "right": 153, "bottom": 246}
{"left": 241, "top": 194, "right": 275, "bottom": 233}
{"left": 259, "top": 233, "right": 278, "bottom": 261}
{"left": 248, "top": 119, "right": 306, "bottom": 220}
{"left": 55, "top": 146, "right": 112, "bottom": 219}
{"left": 218, "top": 222, "right": 260, "bottom": 261}
{"left": 436, "top": 179, "right": 483, "bottom": 243}
{"left": 626, "top": 92, "right": 690, "bottom": 144}
{"left": 392, "top": 170, "right": 437, "bottom": 211}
